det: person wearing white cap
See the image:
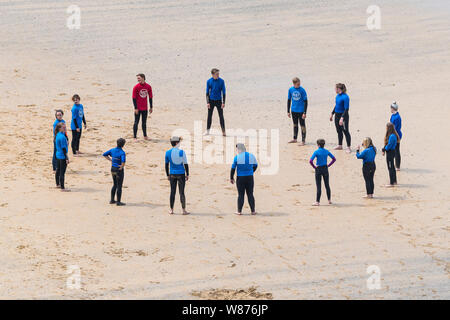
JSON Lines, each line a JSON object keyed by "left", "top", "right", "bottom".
{"left": 390, "top": 102, "right": 402, "bottom": 170}
{"left": 165, "top": 136, "right": 189, "bottom": 215}
{"left": 230, "top": 143, "right": 258, "bottom": 215}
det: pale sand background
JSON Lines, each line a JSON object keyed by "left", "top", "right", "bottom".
{"left": 0, "top": 0, "right": 449, "bottom": 299}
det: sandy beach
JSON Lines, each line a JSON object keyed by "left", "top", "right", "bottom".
{"left": 0, "top": 0, "right": 449, "bottom": 299}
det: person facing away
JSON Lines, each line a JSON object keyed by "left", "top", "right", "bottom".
{"left": 389, "top": 101, "right": 402, "bottom": 171}
{"left": 287, "top": 77, "right": 308, "bottom": 145}
{"left": 382, "top": 122, "right": 399, "bottom": 187}
{"left": 230, "top": 143, "right": 258, "bottom": 215}
{"left": 103, "top": 138, "right": 126, "bottom": 206}
{"left": 205, "top": 68, "right": 226, "bottom": 136}
{"left": 54, "top": 122, "right": 70, "bottom": 192}
{"left": 165, "top": 136, "right": 189, "bottom": 215}
{"left": 132, "top": 73, "right": 153, "bottom": 140}
{"left": 356, "top": 137, "right": 377, "bottom": 198}
{"left": 329, "top": 83, "right": 351, "bottom": 153}
{"left": 70, "top": 94, "right": 86, "bottom": 156}
{"left": 52, "top": 109, "right": 66, "bottom": 172}
{"left": 309, "top": 139, "right": 336, "bottom": 206}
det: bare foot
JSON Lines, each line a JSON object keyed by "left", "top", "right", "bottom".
{"left": 77, "top": 151, "right": 82, "bottom": 154}
{"left": 396, "top": 168, "right": 400, "bottom": 171}
{"left": 298, "top": 141, "right": 305, "bottom": 146}
{"left": 134, "top": 137, "right": 137, "bottom": 141}
{"left": 234, "top": 212, "right": 242, "bottom": 215}
{"left": 384, "top": 184, "right": 395, "bottom": 188}
{"left": 288, "top": 139, "right": 297, "bottom": 144}
{"left": 182, "top": 210, "right": 190, "bottom": 215}
{"left": 251, "top": 212, "right": 257, "bottom": 215}
{"left": 144, "top": 136, "right": 150, "bottom": 140}
{"left": 345, "top": 147, "right": 351, "bottom": 153}
{"left": 169, "top": 209, "right": 174, "bottom": 214}
{"left": 363, "top": 195, "right": 370, "bottom": 199}
{"left": 222, "top": 131, "right": 226, "bottom": 137}
{"left": 328, "top": 200, "right": 332, "bottom": 205}
{"left": 203, "top": 130, "right": 210, "bottom": 136}
{"left": 333, "top": 145, "right": 343, "bottom": 150}
{"left": 61, "top": 189, "right": 71, "bottom": 192}
{"left": 312, "top": 202, "right": 320, "bottom": 206}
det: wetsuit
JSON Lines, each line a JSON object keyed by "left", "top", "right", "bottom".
{"left": 52, "top": 119, "right": 65, "bottom": 171}
{"left": 332, "top": 93, "right": 351, "bottom": 147}
{"left": 133, "top": 82, "right": 153, "bottom": 138}
{"left": 230, "top": 152, "right": 258, "bottom": 213}
{"left": 55, "top": 131, "right": 69, "bottom": 189}
{"left": 165, "top": 147, "right": 189, "bottom": 209}
{"left": 287, "top": 86, "right": 308, "bottom": 142}
{"left": 206, "top": 77, "right": 226, "bottom": 132}
{"left": 103, "top": 147, "right": 126, "bottom": 203}
{"left": 382, "top": 134, "right": 398, "bottom": 185}
{"left": 356, "top": 146, "right": 376, "bottom": 195}
{"left": 310, "top": 148, "right": 336, "bottom": 202}
{"left": 70, "top": 103, "right": 86, "bottom": 154}
{"left": 390, "top": 112, "right": 402, "bottom": 169}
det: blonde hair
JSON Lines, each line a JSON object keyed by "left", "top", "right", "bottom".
{"left": 362, "top": 137, "right": 377, "bottom": 154}
{"left": 292, "top": 77, "right": 300, "bottom": 84}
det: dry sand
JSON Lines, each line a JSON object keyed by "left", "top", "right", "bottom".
{"left": 0, "top": 0, "right": 449, "bottom": 299}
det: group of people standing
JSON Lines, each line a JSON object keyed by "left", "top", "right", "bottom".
{"left": 51, "top": 70, "right": 403, "bottom": 213}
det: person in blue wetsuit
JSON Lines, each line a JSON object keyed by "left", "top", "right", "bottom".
{"left": 205, "top": 68, "right": 226, "bottom": 136}
{"left": 309, "top": 139, "right": 336, "bottom": 206}
{"left": 70, "top": 94, "right": 87, "bottom": 156}
{"left": 54, "top": 122, "right": 70, "bottom": 191}
{"left": 230, "top": 143, "right": 258, "bottom": 215}
{"left": 382, "top": 122, "right": 399, "bottom": 187}
{"left": 329, "top": 83, "right": 351, "bottom": 153}
{"left": 165, "top": 136, "right": 189, "bottom": 215}
{"left": 356, "top": 137, "right": 377, "bottom": 198}
{"left": 287, "top": 77, "right": 308, "bottom": 145}
{"left": 103, "top": 138, "right": 127, "bottom": 206}
{"left": 52, "top": 109, "right": 66, "bottom": 172}
{"left": 390, "top": 101, "right": 402, "bottom": 170}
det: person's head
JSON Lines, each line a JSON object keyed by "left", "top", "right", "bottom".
{"left": 362, "top": 137, "right": 377, "bottom": 154}
{"left": 317, "top": 139, "right": 325, "bottom": 148}
{"left": 170, "top": 136, "right": 181, "bottom": 147}
{"left": 236, "top": 143, "right": 246, "bottom": 154}
{"left": 292, "top": 77, "right": 301, "bottom": 88}
{"left": 55, "top": 122, "right": 66, "bottom": 134}
{"left": 211, "top": 68, "right": 220, "bottom": 79}
{"left": 335, "top": 83, "right": 347, "bottom": 94}
{"left": 117, "top": 138, "right": 126, "bottom": 148}
{"left": 55, "top": 109, "right": 64, "bottom": 120}
{"left": 136, "top": 73, "right": 146, "bottom": 84}
{"left": 384, "top": 122, "right": 399, "bottom": 145}
{"left": 390, "top": 101, "right": 399, "bottom": 113}
{"left": 72, "top": 94, "right": 81, "bottom": 104}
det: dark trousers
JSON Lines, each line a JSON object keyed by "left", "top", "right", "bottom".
{"left": 111, "top": 167, "right": 124, "bottom": 202}
{"left": 170, "top": 174, "right": 186, "bottom": 209}
{"left": 207, "top": 100, "right": 225, "bottom": 131}
{"left": 55, "top": 159, "right": 67, "bottom": 189}
{"left": 52, "top": 141, "right": 57, "bottom": 171}
{"left": 71, "top": 129, "right": 82, "bottom": 154}
{"left": 315, "top": 166, "right": 331, "bottom": 202}
{"left": 292, "top": 112, "right": 306, "bottom": 142}
{"left": 394, "top": 142, "right": 401, "bottom": 169}
{"left": 334, "top": 112, "right": 351, "bottom": 147}
{"left": 133, "top": 110, "right": 148, "bottom": 138}
{"left": 236, "top": 175, "right": 255, "bottom": 212}
{"left": 386, "top": 149, "right": 397, "bottom": 185}
{"left": 362, "top": 162, "right": 376, "bottom": 195}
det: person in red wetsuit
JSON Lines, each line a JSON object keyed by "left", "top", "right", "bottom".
{"left": 132, "top": 73, "right": 153, "bottom": 140}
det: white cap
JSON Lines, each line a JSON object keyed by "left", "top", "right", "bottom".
{"left": 391, "top": 101, "right": 399, "bottom": 110}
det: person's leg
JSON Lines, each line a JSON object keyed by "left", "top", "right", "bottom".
{"left": 370, "top": 163, "right": 376, "bottom": 195}
{"left": 386, "top": 151, "right": 396, "bottom": 185}
{"left": 334, "top": 113, "right": 343, "bottom": 146}
{"left": 59, "top": 159, "right": 67, "bottom": 189}
{"left": 299, "top": 113, "right": 306, "bottom": 143}
{"left": 55, "top": 159, "right": 61, "bottom": 186}
{"left": 71, "top": 130, "right": 78, "bottom": 154}
{"left": 395, "top": 142, "right": 401, "bottom": 169}
{"left": 177, "top": 175, "right": 187, "bottom": 211}
{"left": 52, "top": 141, "right": 57, "bottom": 171}
{"left": 362, "top": 164, "right": 371, "bottom": 195}
{"left": 291, "top": 112, "right": 300, "bottom": 141}
{"left": 111, "top": 170, "right": 118, "bottom": 203}
{"left": 323, "top": 167, "right": 331, "bottom": 201}
{"left": 236, "top": 176, "right": 245, "bottom": 213}
{"left": 245, "top": 176, "right": 256, "bottom": 213}
{"left": 133, "top": 111, "right": 141, "bottom": 138}
{"left": 206, "top": 104, "right": 214, "bottom": 130}
{"left": 76, "top": 129, "right": 82, "bottom": 152}
{"left": 315, "top": 168, "right": 322, "bottom": 203}
{"left": 141, "top": 110, "right": 148, "bottom": 138}
{"left": 116, "top": 170, "right": 124, "bottom": 203}
{"left": 216, "top": 102, "right": 225, "bottom": 133}
{"left": 169, "top": 175, "right": 177, "bottom": 211}
{"left": 342, "top": 114, "right": 351, "bottom": 147}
